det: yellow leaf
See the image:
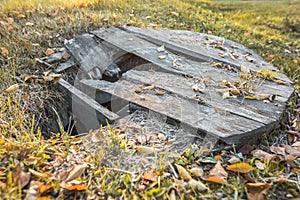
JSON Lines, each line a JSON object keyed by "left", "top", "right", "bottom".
{"left": 156, "top": 91, "right": 165, "bottom": 95}
{"left": 0, "top": 139, "right": 5, "bottom": 145}
{"left": 135, "top": 89, "right": 143, "bottom": 93}
{"left": 226, "top": 163, "right": 253, "bottom": 173}
{"left": 205, "top": 175, "right": 227, "bottom": 184}
{"left": 175, "top": 164, "right": 192, "bottom": 181}
{"left": 5, "top": 84, "right": 19, "bottom": 93}
{"left": 60, "top": 182, "right": 86, "bottom": 191}
{"left": 272, "top": 79, "right": 287, "bottom": 85}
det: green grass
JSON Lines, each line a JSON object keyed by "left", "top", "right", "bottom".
{"left": 0, "top": 0, "right": 299, "bottom": 199}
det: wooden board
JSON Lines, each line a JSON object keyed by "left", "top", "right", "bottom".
{"left": 58, "top": 27, "right": 295, "bottom": 145}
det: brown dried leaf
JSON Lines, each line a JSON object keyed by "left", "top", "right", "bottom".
{"left": 65, "top": 164, "right": 86, "bottom": 182}
{"left": 283, "top": 145, "right": 300, "bottom": 157}
{"left": 251, "top": 149, "right": 275, "bottom": 162}
{"left": 45, "top": 48, "right": 55, "bottom": 56}
{"left": 13, "top": 164, "right": 31, "bottom": 188}
{"left": 246, "top": 182, "right": 272, "bottom": 200}
{"left": 1, "top": 47, "right": 9, "bottom": 56}
{"left": 190, "top": 167, "right": 204, "bottom": 178}
{"left": 269, "top": 146, "right": 286, "bottom": 156}
{"left": 228, "top": 156, "right": 240, "bottom": 164}
{"left": 175, "top": 164, "right": 192, "bottom": 181}
{"left": 188, "top": 179, "right": 207, "bottom": 191}
{"left": 143, "top": 170, "right": 158, "bottom": 182}
{"left": 143, "top": 85, "right": 155, "bottom": 90}
{"left": 226, "top": 163, "right": 253, "bottom": 173}
{"left": 135, "top": 146, "right": 161, "bottom": 154}
{"left": 209, "top": 161, "right": 228, "bottom": 179}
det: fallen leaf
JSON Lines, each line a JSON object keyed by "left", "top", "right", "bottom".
{"left": 135, "top": 146, "right": 161, "bottom": 154}
{"left": 283, "top": 145, "right": 300, "bottom": 157}
{"left": 13, "top": 164, "right": 31, "bottom": 188}
{"left": 65, "top": 164, "right": 87, "bottom": 182}
{"left": 143, "top": 85, "right": 155, "bottom": 90}
{"left": 226, "top": 163, "right": 253, "bottom": 173}
{"left": 209, "top": 161, "right": 228, "bottom": 179}
{"left": 43, "top": 74, "right": 61, "bottom": 83}
{"left": 45, "top": 48, "right": 55, "bottom": 56}
{"left": 25, "top": 181, "right": 41, "bottom": 200}
{"left": 190, "top": 167, "right": 204, "bottom": 178}
{"left": 246, "top": 182, "right": 272, "bottom": 200}
{"left": 135, "top": 89, "right": 143, "bottom": 93}
{"left": 143, "top": 170, "right": 158, "bottom": 182}
{"left": 35, "top": 181, "right": 51, "bottom": 193}
{"left": 272, "top": 79, "right": 288, "bottom": 85}
{"left": 228, "top": 156, "right": 240, "bottom": 164}
{"left": 158, "top": 55, "right": 166, "bottom": 59}
{"left": 205, "top": 175, "right": 227, "bottom": 184}
{"left": 251, "top": 149, "right": 275, "bottom": 162}
{"left": 60, "top": 181, "right": 86, "bottom": 191}
{"left": 156, "top": 91, "right": 165, "bottom": 95}
{"left": 214, "top": 155, "right": 223, "bottom": 161}
{"left": 24, "top": 75, "right": 38, "bottom": 82}
{"left": 175, "top": 164, "right": 192, "bottom": 181}
{"left": 157, "top": 45, "right": 165, "bottom": 52}
{"left": 188, "top": 179, "right": 207, "bottom": 191}
{"left": 269, "top": 146, "right": 286, "bottom": 156}
{"left": 23, "top": 157, "right": 41, "bottom": 166}
{"left": 5, "top": 84, "right": 19, "bottom": 92}
{"left": 1, "top": 47, "right": 9, "bottom": 56}
{"left": 245, "top": 94, "right": 274, "bottom": 101}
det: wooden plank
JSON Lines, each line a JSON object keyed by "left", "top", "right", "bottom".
{"left": 91, "top": 28, "right": 202, "bottom": 77}
{"left": 65, "top": 33, "right": 123, "bottom": 77}
{"left": 122, "top": 69, "right": 285, "bottom": 124}
{"left": 80, "top": 79, "right": 267, "bottom": 144}
{"left": 57, "top": 78, "right": 119, "bottom": 133}
{"left": 123, "top": 26, "right": 292, "bottom": 83}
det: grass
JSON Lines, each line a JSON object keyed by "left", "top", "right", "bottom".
{"left": 0, "top": 0, "right": 299, "bottom": 199}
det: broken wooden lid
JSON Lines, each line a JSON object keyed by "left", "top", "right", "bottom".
{"left": 56, "top": 26, "right": 294, "bottom": 145}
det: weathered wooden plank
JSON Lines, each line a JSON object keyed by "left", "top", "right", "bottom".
{"left": 64, "top": 33, "right": 122, "bottom": 78}
{"left": 80, "top": 79, "right": 267, "bottom": 144}
{"left": 91, "top": 28, "right": 202, "bottom": 77}
{"left": 57, "top": 78, "right": 119, "bottom": 133}
{"left": 123, "top": 26, "right": 292, "bottom": 83}
{"left": 122, "top": 69, "right": 284, "bottom": 124}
